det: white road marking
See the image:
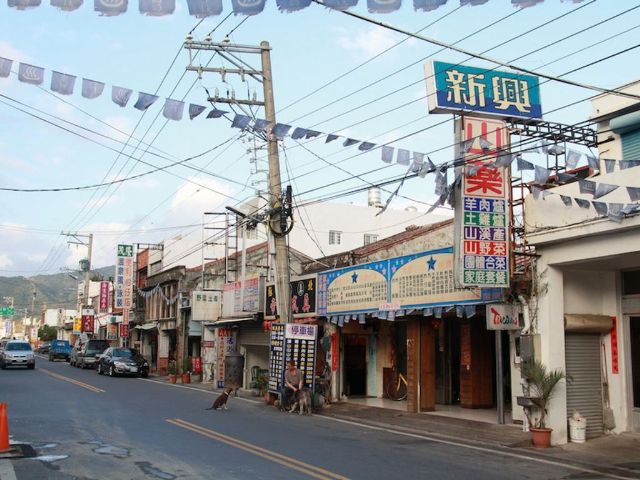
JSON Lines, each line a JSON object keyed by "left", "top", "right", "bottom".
{"left": 0, "top": 460, "right": 17, "bottom": 480}
{"left": 137, "top": 378, "right": 261, "bottom": 404}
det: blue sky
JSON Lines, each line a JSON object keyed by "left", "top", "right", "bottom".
{"left": 0, "top": 0, "right": 638, "bottom": 276}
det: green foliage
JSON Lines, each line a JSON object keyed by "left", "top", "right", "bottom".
{"left": 181, "top": 357, "right": 191, "bottom": 374}
{"left": 256, "top": 374, "right": 268, "bottom": 395}
{"left": 167, "top": 360, "right": 177, "bottom": 375}
{"left": 521, "top": 360, "right": 570, "bottom": 429}
{"left": 38, "top": 325, "right": 58, "bottom": 341}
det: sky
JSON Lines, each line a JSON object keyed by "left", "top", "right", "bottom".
{"left": 0, "top": 0, "right": 639, "bottom": 277}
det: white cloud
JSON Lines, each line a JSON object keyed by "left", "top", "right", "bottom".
{"left": 101, "top": 115, "right": 135, "bottom": 144}
{"left": 0, "top": 254, "right": 13, "bottom": 269}
{"left": 169, "top": 178, "right": 234, "bottom": 222}
{"left": 26, "top": 252, "right": 47, "bottom": 263}
{"left": 336, "top": 27, "right": 402, "bottom": 59}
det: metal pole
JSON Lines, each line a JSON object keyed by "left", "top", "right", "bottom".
{"left": 495, "top": 330, "right": 505, "bottom": 424}
{"left": 260, "top": 40, "right": 291, "bottom": 324}
{"left": 83, "top": 234, "right": 93, "bottom": 309}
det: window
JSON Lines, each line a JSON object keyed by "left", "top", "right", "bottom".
{"left": 364, "top": 234, "right": 378, "bottom": 245}
{"left": 623, "top": 270, "right": 640, "bottom": 295}
{"left": 329, "top": 230, "right": 342, "bottom": 245}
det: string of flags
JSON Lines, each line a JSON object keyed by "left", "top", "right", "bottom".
{"left": 327, "top": 304, "right": 477, "bottom": 325}
{"left": 2, "top": 0, "right": 586, "bottom": 18}
{"left": 137, "top": 284, "right": 180, "bottom": 305}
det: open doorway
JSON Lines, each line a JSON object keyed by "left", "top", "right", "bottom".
{"left": 344, "top": 335, "right": 367, "bottom": 396}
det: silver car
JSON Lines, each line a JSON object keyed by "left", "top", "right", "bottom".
{"left": 0, "top": 340, "right": 35, "bottom": 369}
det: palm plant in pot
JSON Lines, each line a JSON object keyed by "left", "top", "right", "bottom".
{"left": 181, "top": 357, "right": 191, "bottom": 384}
{"left": 167, "top": 360, "right": 177, "bottom": 384}
{"left": 521, "top": 360, "right": 569, "bottom": 448}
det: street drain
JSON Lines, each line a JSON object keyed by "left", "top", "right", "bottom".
{"left": 135, "top": 461, "right": 176, "bottom": 480}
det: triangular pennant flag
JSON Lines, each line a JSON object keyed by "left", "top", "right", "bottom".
{"left": 253, "top": 118, "right": 270, "bottom": 132}
{"left": 467, "top": 164, "right": 481, "bottom": 176}
{"left": 376, "top": 168, "right": 409, "bottom": 216}
{"left": 574, "top": 198, "right": 591, "bottom": 209}
{"left": 134, "top": 92, "right": 159, "bottom": 111}
{"left": 586, "top": 153, "right": 599, "bottom": 172}
{"left": 517, "top": 156, "right": 534, "bottom": 171}
{"left": 291, "top": 127, "right": 307, "bottom": 140}
{"left": 82, "top": 78, "right": 104, "bottom": 99}
{"left": 381, "top": 146, "right": 394, "bottom": 164}
{"left": 592, "top": 201, "right": 608, "bottom": 216}
{"left": 186, "top": 0, "right": 223, "bottom": 17}
{"left": 531, "top": 186, "right": 542, "bottom": 200}
{"left": 0, "top": 57, "right": 12, "bottom": 78}
{"left": 538, "top": 140, "right": 549, "bottom": 154}
{"left": 495, "top": 151, "right": 513, "bottom": 168}
{"left": 231, "top": 114, "right": 251, "bottom": 130}
{"left": 627, "top": 186, "right": 640, "bottom": 202}
{"left": 305, "top": 130, "right": 321, "bottom": 139}
{"left": 50, "top": 71, "right": 76, "bottom": 95}
{"left": 565, "top": 149, "right": 581, "bottom": 170}
{"left": 557, "top": 172, "right": 576, "bottom": 183}
{"left": 560, "top": 195, "right": 572, "bottom": 206}
{"left": 434, "top": 307, "right": 443, "bottom": 319}
{"left": 94, "top": 0, "right": 128, "bottom": 15}
{"left": 411, "top": 152, "right": 424, "bottom": 173}
{"left": 479, "top": 137, "right": 492, "bottom": 151}
{"left": 534, "top": 165, "right": 550, "bottom": 184}
{"left": 542, "top": 189, "right": 553, "bottom": 199}
{"left": 358, "top": 142, "right": 375, "bottom": 151}
{"left": 608, "top": 203, "right": 623, "bottom": 216}
{"left": 434, "top": 170, "right": 446, "bottom": 196}
{"left": 620, "top": 160, "right": 640, "bottom": 170}
{"left": 446, "top": 185, "right": 455, "bottom": 208}
{"left": 343, "top": 138, "right": 359, "bottom": 147}
{"left": 426, "top": 195, "right": 444, "bottom": 214}
{"left": 163, "top": 98, "right": 185, "bottom": 121}
{"left": 594, "top": 183, "right": 618, "bottom": 199}
{"left": 112, "top": 86, "right": 133, "bottom": 107}
{"left": 462, "top": 138, "right": 473, "bottom": 153}
{"left": 464, "top": 305, "right": 476, "bottom": 318}
{"left": 547, "top": 144, "right": 565, "bottom": 156}
{"left": 396, "top": 149, "right": 410, "bottom": 166}
{"left": 622, "top": 204, "right": 640, "bottom": 215}
{"left": 579, "top": 179, "right": 596, "bottom": 196}
{"left": 207, "top": 108, "right": 228, "bottom": 119}
{"left": 273, "top": 123, "right": 291, "bottom": 139}
{"left": 139, "top": 0, "right": 175, "bottom": 15}
{"left": 18, "top": 63, "right": 44, "bottom": 85}
{"left": 427, "top": 156, "right": 436, "bottom": 172}
{"left": 325, "top": 133, "right": 339, "bottom": 143}
{"left": 188, "top": 104, "right": 207, "bottom": 119}
{"left": 604, "top": 159, "right": 616, "bottom": 174}
{"left": 455, "top": 305, "right": 464, "bottom": 318}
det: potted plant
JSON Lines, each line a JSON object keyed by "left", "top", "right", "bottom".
{"left": 167, "top": 360, "right": 177, "bottom": 384}
{"left": 181, "top": 357, "right": 191, "bottom": 384}
{"left": 521, "top": 360, "right": 569, "bottom": 448}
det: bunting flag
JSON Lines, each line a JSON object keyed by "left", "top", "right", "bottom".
{"left": 592, "top": 201, "right": 608, "bottom": 216}
{"left": 381, "top": 146, "right": 394, "bottom": 164}
{"left": 343, "top": 138, "right": 359, "bottom": 147}
{"left": 462, "top": 138, "right": 474, "bottom": 154}
{"left": 51, "top": 0, "right": 83, "bottom": 11}
{"left": 593, "top": 183, "right": 618, "bottom": 199}
{"left": 139, "top": 0, "right": 175, "bottom": 15}
{"left": 434, "top": 170, "right": 446, "bottom": 196}
{"left": 232, "top": 0, "right": 266, "bottom": 15}
{"left": 603, "top": 159, "right": 615, "bottom": 173}
{"left": 273, "top": 123, "right": 291, "bottom": 139}
{"left": 186, "top": 0, "right": 223, "bottom": 17}
{"left": 358, "top": 142, "right": 375, "bottom": 151}
{"left": 412, "top": 152, "right": 424, "bottom": 174}
{"left": 464, "top": 305, "right": 476, "bottom": 318}
{"left": 163, "top": 98, "right": 184, "bottom": 121}
{"left": 396, "top": 149, "right": 410, "bottom": 166}
{"left": 534, "top": 165, "right": 550, "bottom": 184}
{"left": 495, "top": 151, "right": 514, "bottom": 168}
{"left": 276, "top": 0, "right": 312, "bottom": 11}
{"left": 608, "top": 203, "right": 624, "bottom": 223}
{"left": 50, "top": 71, "right": 76, "bottom": 95}
{"left": 133, "top": 92, "right": 159, "bottom": 111}
{"left": 231, "top": 113, "right": 251, "bottom": 130}
{"left": 206, "top": 107, "right": 228, "bottom": 118}
{"left": 94, "top": 0, "right": 128, "bottom": 16}
{"left": 586, "top": 153, "right": 599, "bottom": 172}
{"left": 517, "top": 156, "right": 534, "bottom": 171}
{"left": 574, "top": 198, "right": 590, "bottom": 209}
{"left": 531, "top": 186, "right": 542, "bottom": 200}
{"left": 627, "top": 187, "right": 640, "bottom": 202}
{"left": 18, "top": 62, "right": 44, "bottom": 85}
{"left": 253, "top": 118, "right": 270, "bottom": 132}
{"left": 0, "top": 57, "right": 13, "bottom": 78}
{"left": 578, "top": 179, "right": 596, "bottom": 196}
{"left": 376, "top": 166, "right": 411, "bottom": 216}
{"left": 414, "top": 0, "right": 447, "bottom": 12}
{"left": 188, "top": 103, "right": 206, "bottom": 119}
{"left": 620, "top": 160, "right": 640, "bottom": 170}
{"left": 547, "top": 144, "right": 565, "bottom": 156}
{"left": 325, "top": 133, "right": 338, "bottom": 143}
{"left": 565, "top": 149, "right": 581, "bottom": 170}
{"left": 305, "top": 130, "right": 321, "bottom": 139}
{"left": 291, "top": 127, "right": 307, "bottom": 140}
{"left": 323, "top": 0, "right": 358, "bottom": 9}
{"left": 112, "top": 85, "right": 133, "bottom": 107}
{"left": 368, "top": 0, "right": 401, "bottom": 13}
{"left": 560, "top": 195, "right": 572, "bottom": 206}
{"left": 82, "top": 78, "right": 104, "bottom": 99}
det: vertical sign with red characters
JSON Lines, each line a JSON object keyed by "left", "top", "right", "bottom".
{"left": 81, "top": 308, "right": 94, "bottom": 333}
{"left": 115, "top": 244, "right": 134, "bottom": 313}
{"left": 610, "top": 316, "right": 619, "bottom": 374}
{"left": 99, "top": 281, "right": 110, "bottom": 313}
{"left": 119, "top": 323, "right": 129, "bottom": 338}
{"left": 458, "top": 117, "right": 510, "bottom": 288}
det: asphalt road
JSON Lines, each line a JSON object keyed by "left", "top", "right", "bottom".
{"left": 1, "top": 356, "right": 585, "bottom": 480}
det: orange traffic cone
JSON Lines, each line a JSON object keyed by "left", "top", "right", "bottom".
{"left": 0, "top": 402, "right": 10, "bottom": 453}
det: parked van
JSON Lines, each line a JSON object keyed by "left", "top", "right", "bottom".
{"left": 73, "top": 339, "right": 110, "bottom": 369}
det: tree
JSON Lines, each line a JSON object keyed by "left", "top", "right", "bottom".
{"left": 38, "top": 325, "right": 58, "bottom": 341}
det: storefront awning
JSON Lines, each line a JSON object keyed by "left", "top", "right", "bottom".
{"left": 564, "top": 314, "right": 613, "bottom": 334}
{"left": 206, "top": 317, "right": 254, "bottom": 327}
{"left": 135, "top": 322, "right": 158, "bottom": 331}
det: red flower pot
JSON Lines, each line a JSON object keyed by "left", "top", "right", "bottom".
{"left": 531, "top": 428, "right": 552, "bottom": 448}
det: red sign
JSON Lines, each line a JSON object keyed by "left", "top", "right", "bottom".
{"left": 331, "top": 332, "right": 338, "bottom": 372}
{"left": 122, "top": 310, "right": 129, "bottom": 325}
{"left": 611, "top": 316, "right": 619, "bottom": 374}
{"left": 192, "top": 357, "right": 202, "bottom": 374}
{"left": 81, "top": 313, "right": 94, "bottom": 333}
{"left": 99, "top": 281, "right": 110, "bottom": 312}
{"left": 119, "top": 323, "right": 129, "bottom": 338}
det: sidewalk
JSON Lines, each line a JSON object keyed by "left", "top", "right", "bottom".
{"left": 148, "top": 376, "right": 640, "bottom": 477}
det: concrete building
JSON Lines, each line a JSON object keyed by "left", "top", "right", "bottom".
{"left": 524, "top": 80, "right": 640, "bottom": 444}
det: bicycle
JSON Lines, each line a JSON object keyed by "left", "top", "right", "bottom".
{"left": 386, "top": 372, "right": 408, "bottom": 401}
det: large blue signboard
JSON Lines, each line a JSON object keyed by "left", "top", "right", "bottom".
{"left": 425, "top": 61, "right": 542, "bottom": 120}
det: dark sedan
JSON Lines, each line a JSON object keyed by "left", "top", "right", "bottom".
{"left": 97, "top": 347, "right": 149, "bottom": 378}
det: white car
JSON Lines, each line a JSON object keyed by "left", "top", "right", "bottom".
{"left": 0, "top": 340, "right": 35, "bottom": 369}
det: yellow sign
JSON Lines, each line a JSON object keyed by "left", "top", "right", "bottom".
{"left": 73, "top": 318, "right": 81, "bottom": 333}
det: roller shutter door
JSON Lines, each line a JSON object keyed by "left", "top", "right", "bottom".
{"left": 622, "top": 129, "right": 640, "bottom": 161}
{"left": 237, "top": 322, "right": 269, "bottom": 346}
{"left": 565, "top": 334, "right": 604, "bottom": 437}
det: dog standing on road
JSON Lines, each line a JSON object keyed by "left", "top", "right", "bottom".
{"left": 206, "top": 387, "right": 233, "bottom": 410}
{"left": 290, "top": 388, "right": 312, "bottom": 415}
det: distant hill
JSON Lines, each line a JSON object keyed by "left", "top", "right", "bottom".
{"left": 0, "top": 266, "right": 115, "bottom": 315}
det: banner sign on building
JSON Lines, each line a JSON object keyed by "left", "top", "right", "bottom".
{"left": 119, "top": 323, "right": 129, "bottom": 338}
{"left": 99, "top": 281, "right": 110, "bottom": 312}
{"left": 317, "top": 248, "right": 501, "bottom": 316}
{"left": 106, "top": 323, "right": 118, "bottom": 340}
{"left": 216, "top": 328, "right": 236, "bottom": 388}
{"left": 222, "top": 276, "right": 263, "bottom": 317}
{"left": 457, "top": 117, "right": 510, "bottom": 288}
{"left": 485, "top": 304, "right": 521, "bottom": 330}
{"left": 264, "top": 275, "right": 317, "bottom": 320}
{"left": 425, "top": 61, "right": 542, "bottom": 120}
{"left": 115, "top": 244, "right": 134, "bottom": 311}
{"left": 4, "top": 320, "right": 10, "bottom": 336}
{"left": 268, "top": 323, "right": 317, "bottom": 394}
{"left": 81, "top": 308, "right": 94, "bottom": 333}
{"left": 192, "top": 291, "right": 221, "bottom": 322}
{"left": 73, "top": 317, "right": 82, "bottom": 335}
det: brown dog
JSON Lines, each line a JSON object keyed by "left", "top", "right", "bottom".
{"left": 206, "top": 387, "right": 233, "bottom": 410}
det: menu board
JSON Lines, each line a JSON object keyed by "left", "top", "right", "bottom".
{"left": 268, "top": 323, "right": 317, "bottom": 393}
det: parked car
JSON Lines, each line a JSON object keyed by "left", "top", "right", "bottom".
{"left": 76, "top": 339, "right": 110, "bottom": 369}
{"left": 0, "top": 340, "right": 35, "bottom": 369}
{"left": 0, "top": 338, "right": 10, "bottom": 352}
{"left": 37, "top": 342, "right": 51, "bottom": 354}
{"left": 48, "top": 339, "right": 71, "bottom": 362}
{"left": 97, "top": 347, "right": 149, "bottom": 378}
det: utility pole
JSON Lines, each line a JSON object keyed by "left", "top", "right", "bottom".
{"left": 184, "top": 38, "right": 292, "bottom": 323}
{"left": 61, "top": 232, "right": 93, "bottom": 309}
{"left": 30, "top": 287, "right": 36, "bottom": 342}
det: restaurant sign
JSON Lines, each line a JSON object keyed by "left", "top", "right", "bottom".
{"left": 264, "top": 275, "right": 317, "bottom": 320}
{"left": 222, "top": 276, "right": 263, "bottom": 317}
{"left": 425, "top": 61, "right": 542, "bottom": 120}
{"left": 485, "top": 304, "right": 521, "bottom": 330}
{"left": 114, "top": 244, "right": 134, "bottom": 311}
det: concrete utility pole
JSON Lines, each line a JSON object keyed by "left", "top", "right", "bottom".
{"left": 184, "top": 39, "right": 292, "bottom": 323}
{"left": 61, "top": 232, "right": 93, "bottom": 309}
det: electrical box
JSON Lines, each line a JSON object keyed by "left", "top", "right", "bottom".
{"left": 519, "top": 334, "right": 540, "bottom": 376}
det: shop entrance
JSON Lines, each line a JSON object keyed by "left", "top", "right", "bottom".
{"left": 344, "top": 335, "right": 367, "bottom": 396}
{"left": 630, "top": 317, "right": 640, "bottom": 430}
